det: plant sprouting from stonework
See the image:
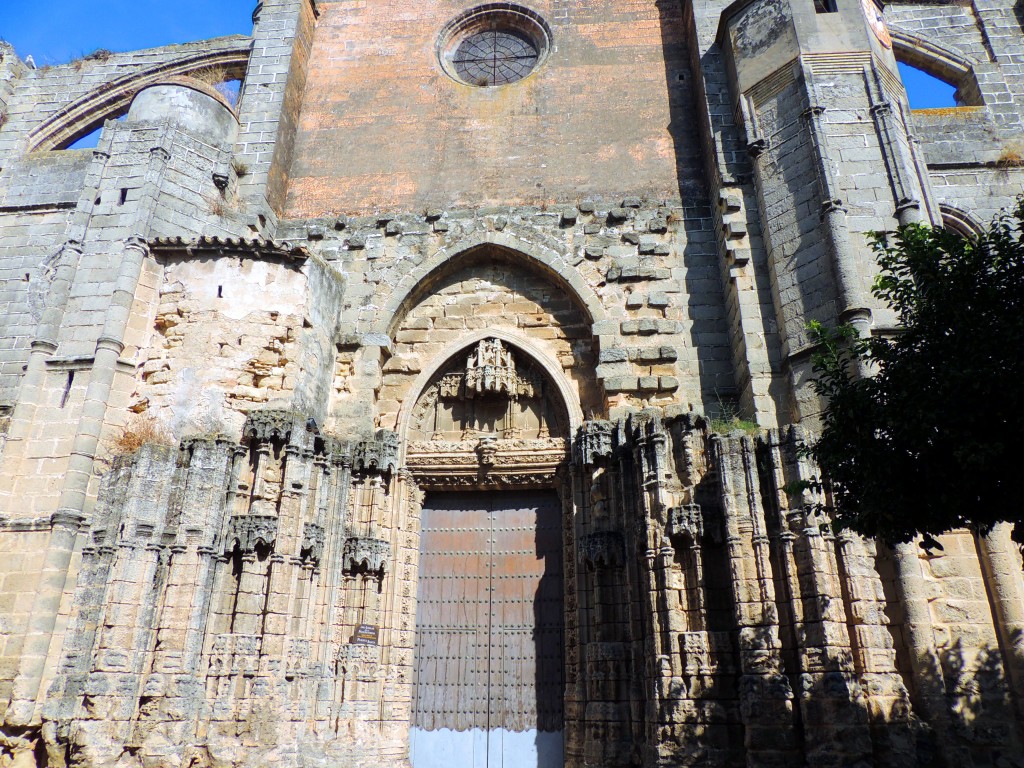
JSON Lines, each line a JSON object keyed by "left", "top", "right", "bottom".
{"left": 111, "top": 415, "right": 175, "bottom": 456}
{"left": 189, "top": 66, "right": 242, "bottom": 107}
{"left": 709, "top": 392, "right": 760, "bottom": 436}
{"left": 207, "top": 193, "right": 228, "bottom": 217}
{"left": 69, "top": 48, "right": 113, "bottom": 71}
{"left": 996, "top": 141, "right": 1024, "bottom": 168}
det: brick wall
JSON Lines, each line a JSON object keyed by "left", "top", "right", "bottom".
{"left": 284, "top": 0, "right": 703, "bottom": 216}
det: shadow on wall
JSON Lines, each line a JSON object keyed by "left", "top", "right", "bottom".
{"left": 1017, "top": 1, "right": 1024, "bottom": 36}
{"left": 654, "top": 0, "right": 704, "bottom": 199}
{"left": 654, "top": 573, "right": 1022, "bottom": 765}
{"left": 533, "top": 499, "right": 565, "bottom": 768}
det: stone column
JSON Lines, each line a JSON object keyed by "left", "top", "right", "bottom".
{"left": 713, "top": 434, "right": 799, "bottom": 766}
{"left": 835, "top": 532, "right": 915, "bottom": 765}
{"left": 977, "top": 523, "right": 1024, "bottom": 721}
{"left": 890, "top": 541, "right": 957, "bottom": 767}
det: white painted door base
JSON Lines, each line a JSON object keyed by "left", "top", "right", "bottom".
{"left": 409, "top": 727, "right": 564, "bottom": 768}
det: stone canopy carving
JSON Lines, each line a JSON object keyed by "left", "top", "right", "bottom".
{"left": 579, "top": 530, "right": 625, "bottom": 568}
{"left": 353, "top": 430, "right": 400, "bottom": 475}
{"left": 464, "top": 337, "right": 519, "bottom": 396}
{"left": 409, "top": 338, "right": 565, "bottom": 442}
{"left": 407, "top": 338, "right": 571, "bottom": 487}
{"left": 343, "top": 536, "right": 390, "bottom": 578}
{"left": 575, "top": 420, "right": 615, "bottom": 466}
{"left": 224, "top": 514, "right": 278, "bottom": 556}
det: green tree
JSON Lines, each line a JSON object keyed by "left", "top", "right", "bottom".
{"left": 802, "top": 201, "right": 1024, "bottom": 546}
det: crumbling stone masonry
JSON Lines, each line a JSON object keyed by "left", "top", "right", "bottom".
{"left": 1, "top": 0, "right": 1024, "bottom": 766}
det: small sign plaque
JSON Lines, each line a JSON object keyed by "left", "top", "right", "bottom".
{"left": 351, "top": 624, "right": 379, "bottom": 646}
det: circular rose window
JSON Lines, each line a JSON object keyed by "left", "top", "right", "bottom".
{"left": 438, "top": 4, "right": 553, "bottom": 87}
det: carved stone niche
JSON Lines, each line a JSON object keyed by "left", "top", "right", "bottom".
{"left": 343, "top": 536, "right": 389, "bottom": 578}
{"left": 224, "top": 514, "right": 278, "bottom": 556}
{"left": 407, "top": 338, "right": 571, "bottom": 488}
{"left": 667, "top": 503, "right": 702, "bottom": 544}
{"left": 668, "top": 502, "right": 724, "bottom": 545}
{"left": 300, "top": 522, "right": 325, "bottom": 566}
{"left": 575, "top": 420, "right": 615, "bottom": 466}
{"left": 354, "top": 430, "right": 399, "bottom": 476}
{"left": 243, "top": 408, "right": 308, "bottom": 445}
{"left": 579, "top": 531, "right": 625, "bottom": 568}
{"left": 410, "top": 338, "right": 567, "bottom": 442}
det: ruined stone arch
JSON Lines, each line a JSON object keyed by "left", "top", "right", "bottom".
{"left": 396, "top": 327, "right": 584, "bottom": 463}
{"left": 28, "top": 42, "right": 251, "bottom": 151}
{"left": 371, "top": 231, "right": 608, "bottom": 339}
{"left": 939, "top": 203, "right": 985, "bottom": 240}
{"left": 889, "top": 27, "right": 985, "bottom": 107}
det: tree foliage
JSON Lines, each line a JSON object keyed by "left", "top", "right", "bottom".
{"left": 803, "top": 201, "right": 1024, "bottom": 546}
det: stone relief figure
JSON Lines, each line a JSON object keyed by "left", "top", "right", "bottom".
{"left": 409, "top": 338, "right": 563, "bottom": 442}
{"left": 465, "top": 338, "right": 517, "bottom": 396}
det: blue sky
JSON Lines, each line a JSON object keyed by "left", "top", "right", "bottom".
{"left": 1, "top": 1, "right": 256, "bottom": 66}
{"left": 897, "top": 62, "right": 958, "bottom": 109}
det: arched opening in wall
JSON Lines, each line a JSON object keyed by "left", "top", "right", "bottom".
{"left": 892, "top": 35, "right": 983, "bottom": 109}
{"left": 28, "top": 53, "right": 250, "bottom": 152}
{"left": 187, "top": 67, "right": 245, "bottom": 108}
{"left": 940, "top": 204, "right": 984, "bottom": 241}
{"left": 215, "top": 79, "right": 242, "bottom": 107}
{"left": 896, "top": 61, "right": 957, "bottom": 109}
{"left": 405, "top": 336, "right": 572, "bottom": 768}
{"left": 379, "top": 244, "right": 602, "bottom": 432}
{"left": 402, "top": 335, "right": 574, "bottom": 448}
{"left": 387, "top": 244, "right": 597, "bottom": 337}
{"left": 55, "top": 112, "right": 127, "bottom": 150}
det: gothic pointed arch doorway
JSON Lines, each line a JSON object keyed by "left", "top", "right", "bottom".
{"left": 404, "top": 335, "right": 575, "bottom": 768}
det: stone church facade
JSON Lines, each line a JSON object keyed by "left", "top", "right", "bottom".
{"left": 1, "top": 0, "right": 1024, "bottom": 766}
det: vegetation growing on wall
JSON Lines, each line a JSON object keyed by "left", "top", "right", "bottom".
{"left": 798, "top": 202, "right": 1024, "bottom": 546}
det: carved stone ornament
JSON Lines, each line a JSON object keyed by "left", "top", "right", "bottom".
{"left": 680, "top": 631, "right": 714, "bottom": 676}
{"left": 353, "top": 430, "right": 399, "bottom": 475}
{"left": 208, "top": 633, "right": 261, "bottom": 677}
{"left": 406, "top": 437, "right": 569, "bottom": 488}
{"left": 224, "top": 514, "right": 278, "bottom": 555}
{"left": 343, "top": 536, "right": 390, "bottom": 577}
{"left": 300, "top": 522, "right": 325, "bottom": 565}
{"left": 668, "top": 503, "right": 703, "bottom": 543}
{"left": 321, "top": 435, "right": 356, "bottom": 464}
{"left": 409, "top": 337, "right": 564, "bottom": 444}
{"left": 575, "top": 420, "right": 615, "bottom": 466}
{"left": 476, "top": 437, "right": 499, "bottom": 466}
{"left": 243, "top": 408, "right": 304, "bottom": 444}
{"left": 579, "top": 530, "right": 625, "bottom": 568}
{"left": 464, "top": 337, "right": 519, "bottom": 397}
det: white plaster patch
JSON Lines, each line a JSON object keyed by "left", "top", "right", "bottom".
{"left": 163, "top": 257, "right": 307, "bottom": 320}
{"left": 409, "top": 727, "right": 563, "bottom": 768}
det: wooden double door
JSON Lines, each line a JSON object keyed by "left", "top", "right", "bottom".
{"left": 411, "top": 490, "right": 564, "bottom": 768}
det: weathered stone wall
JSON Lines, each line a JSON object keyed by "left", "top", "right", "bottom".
{"left": 379, "top": 257, "right": 601, "bottom": 430}
{"left": 39, "top": 420, "right": 415, "bottom": 768}
{"left": 0, "top": 36, "right": 251, "bottom": 156}
{"left": 0, "top": 0, "right": 1023, "bottom": 766}
{"left": 930, "top": 165, "right": 1024, "bottom": 229}
{"left": 276, "top": 200, "right": 741, "bottom": 432}
{"left": 127, "top": 247, "right": 343, "bottom": 439}
{"left": 0, "top": 44, "right": 253, "bottom": 410}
